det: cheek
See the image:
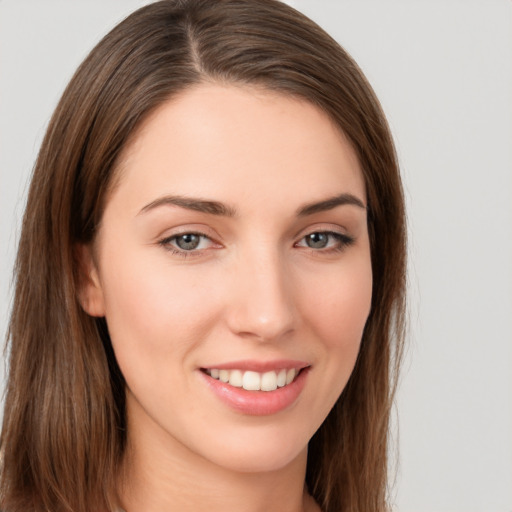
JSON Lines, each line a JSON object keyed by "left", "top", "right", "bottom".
{"left": 99, "top": 250, "right": 224, "bottom": 372}
{"left": 298, "top": 251, "right": 372, "bottom": 405}
{"left": 301, "top": 254, "right": 372, "bottom": 348}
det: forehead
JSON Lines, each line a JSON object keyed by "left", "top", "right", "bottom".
{"left": 111, "top": 83, "right": 365, "bottom": 215}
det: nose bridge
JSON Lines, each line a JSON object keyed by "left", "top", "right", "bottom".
{"left": 227, "top": 242, "right": 296, "bottom": 341}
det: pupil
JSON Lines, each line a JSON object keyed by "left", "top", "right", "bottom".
{"left": 307, "top": 232, "right": 328, "bottom": 249}
{"left": 177, "top": 234, "right": 200, "bottom": 250}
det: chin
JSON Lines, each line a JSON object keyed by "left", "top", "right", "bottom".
{"left": 209, "top": 443, "right": 307, "bottom": 475}
{"left": 188, "top": 421, "right": 312, "bottom": 475}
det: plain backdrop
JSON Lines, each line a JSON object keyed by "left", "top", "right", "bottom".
{"left": 1, "top": 1, "right": 511, "bottom": 511}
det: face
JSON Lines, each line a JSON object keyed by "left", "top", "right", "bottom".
{"left": 82, "top": 84, "right": 372, "bottom": 474}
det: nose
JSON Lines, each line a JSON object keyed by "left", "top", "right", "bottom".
{"left": 225, "top": 247, "right": 296, "bottom": 343}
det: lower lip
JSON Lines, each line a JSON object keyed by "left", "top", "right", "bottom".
{"left": 199, "top": 368, "right": 309, "bottom": 416}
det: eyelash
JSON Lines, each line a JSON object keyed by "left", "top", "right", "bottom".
{"left": 295, "top": 231, "right": 355, "bottom": 252}
{"left": 158, "top": 232, "right": 214, "bottom": 258}
{"left": 158, "top": 230, "right": 355, "bottom": 258}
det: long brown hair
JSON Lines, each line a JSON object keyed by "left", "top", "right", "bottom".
{"left": 0, "top": 1, "right": 406, "bottom": 511}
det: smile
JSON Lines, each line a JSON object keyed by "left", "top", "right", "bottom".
{"left": 204, "top": 368, "right": 299, "bottom": 392}
{"left": 199, "top": 363, "right": 310, "bottom": 415}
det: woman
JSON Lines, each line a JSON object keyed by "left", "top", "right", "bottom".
{"left": 0, "top": 1, "right": 406, "bottom": 511}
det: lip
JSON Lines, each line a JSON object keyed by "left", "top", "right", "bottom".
{"left": 198, "top": 362, "right": 310, "bottom": 416}
{"left": 200, "top": 359, "right": 310, "bottom": 372}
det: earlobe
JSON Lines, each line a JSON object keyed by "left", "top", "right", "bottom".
{"left": 75, "top": 243, "right": 106, "bottom": 317}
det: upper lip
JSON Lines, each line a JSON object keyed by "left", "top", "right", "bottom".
{"left": 200, "top": 359, "right": 310, "bottom": 372}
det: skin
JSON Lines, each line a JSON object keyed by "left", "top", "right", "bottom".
{"left": 80, "top": 84, "right": 372, "bottom": 512}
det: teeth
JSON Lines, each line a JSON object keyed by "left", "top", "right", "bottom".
{"left": 243, "top": 371, "right": 260, "bottom": 391}
{"left": 277, "top": 369, "right": 287, "bottom": 387}
{"left": 206, "top": 368, "right": 299, "bottom": 391}
{"left": 229, "top": 369, "right": 243, "bottom": 387}
{"left": 286, "top": 368, "right": 296, "bottom": 385}
{"left": 261, "top": 371, "right": 278, "bottom": 391}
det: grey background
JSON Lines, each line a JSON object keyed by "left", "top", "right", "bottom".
{"left": 1, "top": 1, "right": 511, "bottom": 511}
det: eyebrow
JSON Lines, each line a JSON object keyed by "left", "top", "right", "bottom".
{"left": 138, "top": 195, "right": 238, "bottom": 217}
{"left": 138, "top": 192, "right": 366, "bottom": 218}
{"left": 296, "top": 193, "right": 366, "bottom": 216}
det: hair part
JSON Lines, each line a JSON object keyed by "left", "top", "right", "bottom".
{"left": 1, "top": 1, "right": 406, "bottom": 511}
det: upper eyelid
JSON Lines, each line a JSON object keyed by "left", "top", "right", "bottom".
{"left": 297, "top": 230, "right": 347, "bottom": 241}
{"left": 295, "top": 231, "right": 353, "bottom": 248}
{"left": 156, "top": 218, "right": 349, "bottom": 236}
{"left": 158, "top": 233, "right": 217, "bottom": 257}
{"left": 160, "top": 227, "right": 347, "bottom": 238}
{"left": 159, "top": 223, "right": 351, "bottom": 240}
{"left": 159, "top": 229, "right": 351, "bottom": 250}
{"left": 160, "top": 232, "right": 215, "bottom": 246}
{"left": 157, "top": 225, "right": 219, "bottom": 242}
{"left": 293, "top": 222, "right": 350, "bottom": 240}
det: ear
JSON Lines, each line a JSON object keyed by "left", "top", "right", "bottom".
{"left": 75, "top": 243, "right": 106, "bottom": 317}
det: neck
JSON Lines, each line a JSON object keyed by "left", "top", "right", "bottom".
{"left": 117, "top": 396, "right": 318, "bottom": 512}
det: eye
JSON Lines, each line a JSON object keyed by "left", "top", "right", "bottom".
{"left": 173, "top": 233, "right": 203, "bottom": 250}
{"left": 159, "top": 232, "right": 215, "bottom": 255}
{"left": 296, "top": 231, "right": 354, "bottom": 252}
